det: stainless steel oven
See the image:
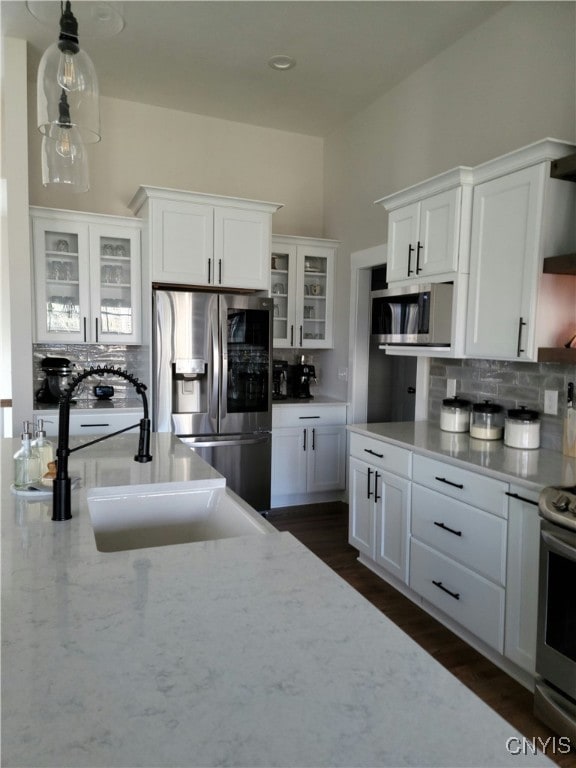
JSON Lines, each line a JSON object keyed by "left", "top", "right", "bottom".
{"left": 535, "top": 486, "right": 576, "bottom": 742}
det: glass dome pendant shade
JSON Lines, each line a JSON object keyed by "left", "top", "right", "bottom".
{"left": 37, "top": 1, "right": 100, "bottom": 144}
{"left": 41, "top": 90, "right": 89, "bottom": 192}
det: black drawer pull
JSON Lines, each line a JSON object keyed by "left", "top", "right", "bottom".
{"left": 433, "top": 521, "right": 462, "bottom": 537}
{"left": 299, "top": 416, "right": 320, "bottom": 420}
{"left": 80, "top": 423, "right": 110, "bottom": 428}
{"left": 432, "top": 580, "right": 460, "bottom": 600}
{"left": 364, "top": 448, "right": 384, "bottom": 459}
{"left": 435, "top": 476, "right": 464, "bottom": 489}
{"left": 505, "top": 491, "right": 539, "bottom": 507}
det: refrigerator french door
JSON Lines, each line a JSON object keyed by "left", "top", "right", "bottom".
{"left": 153, "top": 289, "right": 273, "bottom": 511}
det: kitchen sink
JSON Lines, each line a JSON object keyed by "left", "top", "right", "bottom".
{"left": 87, "top": 480, "right": 272, "bottom": 552}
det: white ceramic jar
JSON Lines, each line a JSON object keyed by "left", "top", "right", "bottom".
{"left": 504, "top": 406, "right": 540, "bottom": 449}
{"left": 440, "top": 396, "right": 471, "bottom": 433}
{"left": 470, "top": 400, "right": 504, "bottom": 440}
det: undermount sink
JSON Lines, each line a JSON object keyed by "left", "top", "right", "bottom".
{"left": 87, "top": 480, "right": 271, "bottom": 552}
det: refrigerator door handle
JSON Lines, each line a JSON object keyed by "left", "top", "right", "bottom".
{"left": 219, "top": 298, "right": 228, "bottom": 421}
{"left": 183, "top": 434, "right": 270, "bottom": 448}
{"left": 209, "top": 297, "right": 219, "bottom": 423}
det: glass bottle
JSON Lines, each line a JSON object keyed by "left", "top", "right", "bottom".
{"left": 14, "top": 421, "right": 42, "bottom": 488}
{"left": 33, "top": 418, "right": 55, "bottom": 476}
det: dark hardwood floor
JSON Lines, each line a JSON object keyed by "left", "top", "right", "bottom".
{"left": 269, "top": 502, "right": 576, "bottom": 768}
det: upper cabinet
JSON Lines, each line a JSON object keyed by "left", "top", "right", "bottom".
{"left": 376, "top": 168, "right": 474, "bottom": 285}
{"left": 31, "top": 207, "right": 142, "bottom": 345}
{"left": 271, "top": 235, "right": 338, "bottom": 349}
{"left": 465, "top": 139, "right": 576, "bottom": 361}
{"left": 130, "top": 186, "right": 282, "bottom": 291}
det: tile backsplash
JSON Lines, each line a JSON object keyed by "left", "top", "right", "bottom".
{"left": 34, "top": 344, "right": 150, "bottom": 406}
{"left": 429, "top": 358, "right": 576, "bottom": 451}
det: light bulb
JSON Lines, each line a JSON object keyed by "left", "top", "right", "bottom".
{"left": 57, "top": 51, "right": 82, "bottom": 92}
{"left": 41, "top": 125, "right": 89, "bottom": 192}
{"left": 54, "top": 126, "right": 75, "bottom": 159}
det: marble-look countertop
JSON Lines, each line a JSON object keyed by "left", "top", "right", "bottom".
{"left": 2, "top": 433, "right": 551, "bottom": 767}
{"left": 348, "top": 421, "right": 576, "bottom": 492}
{"left": 273, "top": 395, "right": 348, "bottom": 406}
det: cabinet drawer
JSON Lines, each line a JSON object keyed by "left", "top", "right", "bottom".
{"left": 69, "top": 411, "right": 143, "bottom": 436}
{"left": 412, "top": 454, "right": 507, "bottom": 517}
{"left": 411, "top": 484, "right": 506, "bottom": 584}
{"left": 349, "top": 432, "right": 411, "bottom": 478}
{"left": 273, "top": 404, "right": 346, "bottom": 428}
{"left": 410, "top": 539, "right": 505, "bottom": 652}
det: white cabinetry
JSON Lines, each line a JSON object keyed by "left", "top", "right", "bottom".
{"left": 34, "top": 408, "right": 143, "bottom": 437}
{"left": 376, "top": 168, "right": 473, "bottom": 285}
{"left": 504, "top": 486, "right": 541, "bottom": 675}
{"left": 130, "top": 186, "right": 282, "bottom": 290}
{"left": 465, "top": 139, "right": 576, "bottom": 360}
{"left": 271, "top": 403, "right": 346, "bottom": 507}
{"left": 348, "top": 432, "right": 411, "bottom": 583}
{"left": 31, "top": 208, "right": 142, "bottom": 345}
{"left": 271, "top": 236, "right": 338, "bottom": 349}
{"left": 410, "top": 454, "right": 508, "bottom": 652}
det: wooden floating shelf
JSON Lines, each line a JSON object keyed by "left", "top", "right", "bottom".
{"left": 543, "top": 253, "right": 576, "bottom": 275}
{"left": 538, "top": 347, "right": 576, "bottom": 364}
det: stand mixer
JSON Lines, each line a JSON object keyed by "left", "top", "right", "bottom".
{"left": 36, "top": 357, "right": 81, "bottom": 404}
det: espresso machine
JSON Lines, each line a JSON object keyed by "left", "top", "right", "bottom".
{"left": 288, "top": 360, "right": 317, "bottom": 399}
{"left": 272, "top": 360, "right": 288, "bottom": 400}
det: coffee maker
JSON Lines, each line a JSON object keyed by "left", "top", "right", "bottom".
{"left": 288, "top": 360, "right": 317, "bottom": 399}
{"left": 272, "top": 360, "right": 288, "bottom": 400}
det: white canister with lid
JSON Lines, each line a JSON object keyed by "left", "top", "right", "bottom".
{"left": 504, "top": 406, "right": 540, "bottom": 449}
{"left": 440, "top": 396, "right": 471, "bottom": 433}
{"left": 470, "top": 400, "right": 504, "bottom": 440}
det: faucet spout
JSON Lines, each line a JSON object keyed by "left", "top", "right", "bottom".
{"left": 53, "top": 366, "right": 153, "bottom": 522}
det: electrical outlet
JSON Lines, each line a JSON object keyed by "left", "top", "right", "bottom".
{"left": 446, "top": 379, "right": 457, "bottom": 398}
{"left": 544, "top": 389, "right": 558, "bottom": 416}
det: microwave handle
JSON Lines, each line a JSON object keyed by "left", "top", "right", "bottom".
{"left": 407, "top": 244, "right": 414, "bottom": 277}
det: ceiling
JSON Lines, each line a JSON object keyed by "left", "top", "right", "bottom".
{"left": 1, "top": 1, "right": 507, "bottom": 137}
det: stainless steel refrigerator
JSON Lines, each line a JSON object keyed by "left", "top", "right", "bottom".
{"left": 153, "top": 289, "right": 273, "bottom": 511}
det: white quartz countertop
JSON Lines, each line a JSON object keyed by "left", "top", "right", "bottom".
{"left": 349, "top": 421, "right": 576, "bottom": 492}
{"left": 2, "top": 433, "right": 551, "bottom": 767}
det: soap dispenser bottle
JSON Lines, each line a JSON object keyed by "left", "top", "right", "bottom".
{"left": 14, "top": 421, "right": 42, "bottom": 488}
{"left": 33, "top": 418, "right": 54, "bottom": 477}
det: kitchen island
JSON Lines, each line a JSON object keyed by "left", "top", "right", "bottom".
{"left": 2, "top": 433, "right": 552, "bottom": 767}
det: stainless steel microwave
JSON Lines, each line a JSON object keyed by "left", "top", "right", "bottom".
{"left": 371, "top": 283, "right": 453, "bottom": 346}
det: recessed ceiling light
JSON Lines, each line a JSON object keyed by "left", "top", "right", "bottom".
{"left": 268, "top": 55, "right": 297, "bottom": 71}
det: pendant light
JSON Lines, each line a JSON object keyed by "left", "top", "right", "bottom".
{"left": 37, "top": 1, "right": 99, "bottom": 191}
{"left": 41, "top": 90, "right": 89, "bottom": 192}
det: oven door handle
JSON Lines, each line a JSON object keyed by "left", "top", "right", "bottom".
{"left": 541, "top": 529, "right": 576, "bottom": 563}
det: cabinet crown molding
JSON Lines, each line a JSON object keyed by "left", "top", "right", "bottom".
{"left": 272, "top": 233, "right": 340, "bottom": 247}
{"left": 129, "top": 185, "right": 283, "bottom": 216}
{"left": 30, "top": 205, "right": 142, "bottom": 227}
{"left": 375, "top": 167, "right": 474, "bottom": 211}
{"left": 472, "top": 138, "right": 576, "bottom": 185}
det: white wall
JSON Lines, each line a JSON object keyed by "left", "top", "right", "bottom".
{"left": 26, "top": 95, "right": 325, "bottom": 237}
{"left": 321, "top": 2, "right": 576, "bottom": 401}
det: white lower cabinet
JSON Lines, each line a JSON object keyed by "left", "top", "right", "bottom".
{"left": 348, "top": 433, "right": 411, "bottom": 583}
{"left": 348, "top": 428, "right": 543, "bottom": 683}
{"left": 34, "top": 409, "right": 143, "bottom": 437}
{"left": 504, "top": 486, "right": 541, "bottom": 674}
{"left": 271, "top": 404, "right": 347, "bottom": 507}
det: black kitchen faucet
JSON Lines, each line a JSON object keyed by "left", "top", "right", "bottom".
{"left": 52, "top": 366, "right": 153, "bottom": 521}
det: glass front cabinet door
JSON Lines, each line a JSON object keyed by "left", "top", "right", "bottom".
{"left": 271, "top": 236, "right": 337, "bottom": 349}
{"left": 32, "top": 209, "right": 142, "bottom": 345}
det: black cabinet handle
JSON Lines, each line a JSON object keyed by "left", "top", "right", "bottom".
{"left": 516, "top": 317, "right": 526, "bottom": 356}
{"left": 374, "top": 471, "right": 381, "bottom": 502}
{"left": 299, "top": 416, "right": 320, "bottom": 420}
{"left": 435, "top": 476, "right": 464, "bottom": 489}
{"left": 505, "top": 491, "right": 539, "bottom": 507}
{"left": 407, "top": 244, "right": 414, "bottom": 276}
{"left": 83, "top": 316, "right": 87, "bottom": 342}
{"left": 290, "top": 325, "right": 294, "bottom": 346}
{"left": 303, "top": 429, "right": 307, "bottom": 451}
{"left": 364, "top": 448, "right": 384, "bottom": 459}
{"left": 434, "top": 521, "right": 462, "bottom": 537}
{"left": 208, "top": 259, "right": 211, "bottom": 283}
{"left": 312, "top": 428, "right": 316, "bottom": 451}
{"left": 367, "top": 467, "right": 373, "bottom": 499}
{"left": 432, "top": 580, "right": 460, "bottom": 600}
{"left": 95, "top": 317, "right": 99, "bottom": 343}
{"left": 218, "top": 259, "right": 222, "bottom": 284}
{"left": 299, "top": 325, "right": 303, "bottom": 346}
{"left": 416, "top": 241, "right": 423, "bottom": 274}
